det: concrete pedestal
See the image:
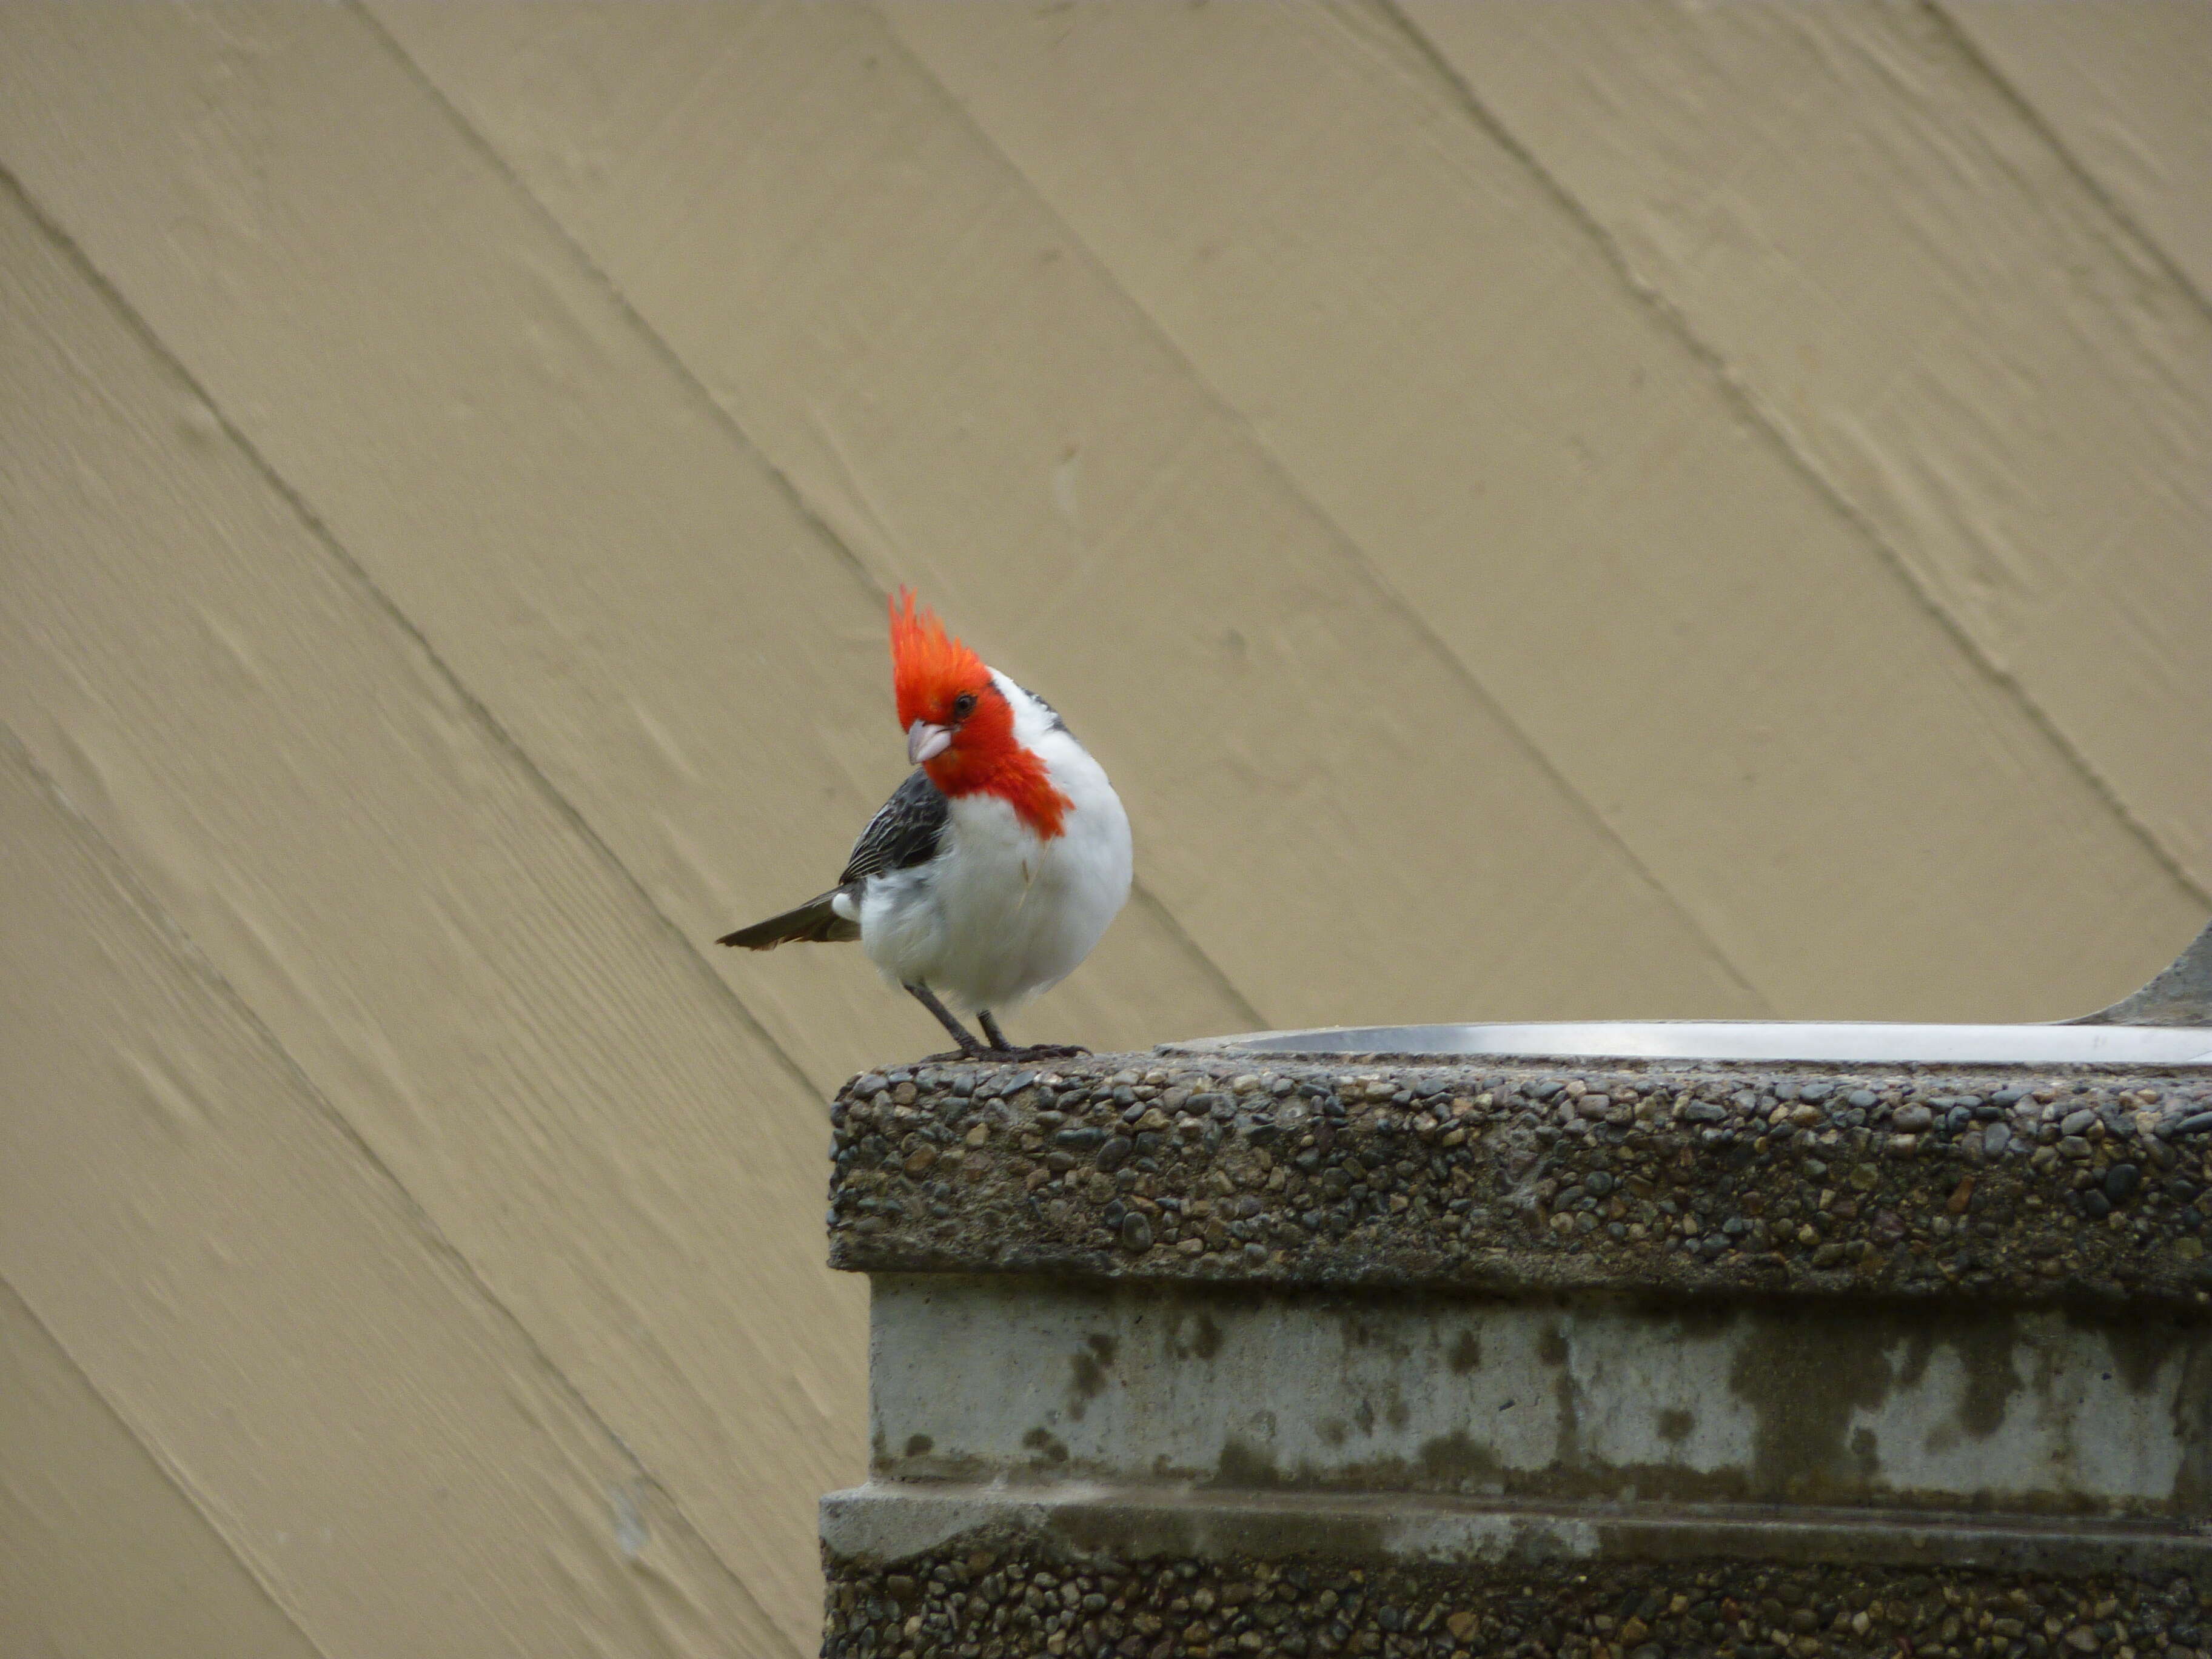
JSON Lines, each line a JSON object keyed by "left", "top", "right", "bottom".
{"left": 820, "top": 1052, "right": 2212, "bottom": 1658}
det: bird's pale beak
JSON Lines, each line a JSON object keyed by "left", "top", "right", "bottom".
{"left": 907, "top": 720, "right": 953, "bottom": 765}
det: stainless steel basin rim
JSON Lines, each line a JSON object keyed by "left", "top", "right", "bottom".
{"left": 1173, "top": 1019, "right": 2212, "bottom": 1064}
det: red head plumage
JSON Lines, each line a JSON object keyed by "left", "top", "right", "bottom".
{"left": 885, "top": 589, "right": 1070, "bottom": 839}
{"left": 890, "top": 589, "right": 991, "bottom": 732}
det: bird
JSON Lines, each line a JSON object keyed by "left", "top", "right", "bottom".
{"left": 718, "top": 591, "right": 1132, "bottom": 1060}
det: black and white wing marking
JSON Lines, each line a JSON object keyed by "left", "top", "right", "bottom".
{"left": 716, "top": 769, "right": 947, "bottom": 951}
{"left": 839, "top": 768, "right": 950, "bottom": 886}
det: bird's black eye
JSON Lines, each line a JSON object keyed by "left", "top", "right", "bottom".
{"left": 951, "top": 692, "right": 978, "bottom": 721}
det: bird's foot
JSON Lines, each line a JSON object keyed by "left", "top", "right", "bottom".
{"left": 912, "top": 1042, "right": 1090, "bottom": 1064}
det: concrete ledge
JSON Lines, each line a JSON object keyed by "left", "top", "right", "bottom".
{"left": 823, "top": 1484, "right": 2212, "bottom": 1581}
{"left": 828, "top": 1056, "right": 2212, "bottom": 1308}
{"left": 868, "top": 1277, "right": 2207, "bottom": 1519}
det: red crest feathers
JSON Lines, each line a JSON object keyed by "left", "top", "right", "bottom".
{"left": 885, "top": 590, "right": 1070, "bottom": 839}
{"left": 889, "top": 589, "right": 988, "bottom": 729}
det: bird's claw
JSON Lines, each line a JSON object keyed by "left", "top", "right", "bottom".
{"left": 913, "top": 1042, "right": 1090, "bottom": 1065}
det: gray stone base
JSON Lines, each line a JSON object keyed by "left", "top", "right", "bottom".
{"left": 822, "top": 1485, "right": 2212, "bottom": 1658}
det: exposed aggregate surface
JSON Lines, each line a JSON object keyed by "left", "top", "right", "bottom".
{"left": 827, "top": 1056, "right": 2212, "bottom": 1307}
{"left": 825, "top": 1539, "right": 2211, "bottom": 1659}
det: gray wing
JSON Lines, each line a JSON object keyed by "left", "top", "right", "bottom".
{"left": 716, "top": 770, "right": 947, "bottom": 951}
{"left": 839, "top": 769, "right": 950, "bottom": 886}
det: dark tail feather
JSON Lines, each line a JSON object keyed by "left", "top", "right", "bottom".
{"left": 716, "top": 891, "right": 860, "bottom": 950}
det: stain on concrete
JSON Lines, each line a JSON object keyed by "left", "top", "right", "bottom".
{"left": 2073, "top": 1307, "right": 2212, "bottom": 1510}
{"left": 1894, "top": 1315, "right": 2022, "bottom": 1439}
{"left": 2083, "top": 1305, "right": 2191, "bottom": 1396}
{"left": 1022, "top": 1427, "right": 1068, "bottom": 1464}
{"left": 1191, "top": 1310, "right": 1222, "bottom": 1361}
{"left": 1849, "top": 1427, "right": 1879, "bottom": 1473}
{"left": 1656, "top": 1408, "right": 1694, "bottom": 1444}
{"left": 1215, "top": 1437, "right": 1282, "bottom": 1488}
{"left": 2177, "top": 1338, "right": 2212, "bottom": 1511}
{"left": 903, "top": 1434, "right": 934, "bottom": 1458}
{"left": 1730, "top": 1309, "right": 1894, "bottom": 1503}
{"left": 1416, "top": 1430, "right": 1507, "bottom": 1490}
{"left": 1449, "top": 1329, "right": 1482, "bottom": 1375}
{"left": 1067, "top": 1352, "right": 1105, "bottom": 1418}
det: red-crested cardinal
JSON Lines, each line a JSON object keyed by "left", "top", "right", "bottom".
{"left": 718, "top": 592, "right": 1132, "bottom": 1059}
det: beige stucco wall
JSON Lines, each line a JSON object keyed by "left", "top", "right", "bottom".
{"left": 2, "top": 5, "right": 2205, "bottom": 1654}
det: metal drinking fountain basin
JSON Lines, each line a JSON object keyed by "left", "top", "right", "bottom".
{"left": 1178, "top": 1020, "right": 2212, "bottom": 1064}
{"left": 1179, "top": 917, "right": 2212, "bottom": 1064}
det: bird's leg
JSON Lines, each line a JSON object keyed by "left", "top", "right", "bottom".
{"left": 977, "top": 1009, "right": 1013, "bottom": 1052}
{"left": 904, "top": 983, "right": 985, "bottom": 1058}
